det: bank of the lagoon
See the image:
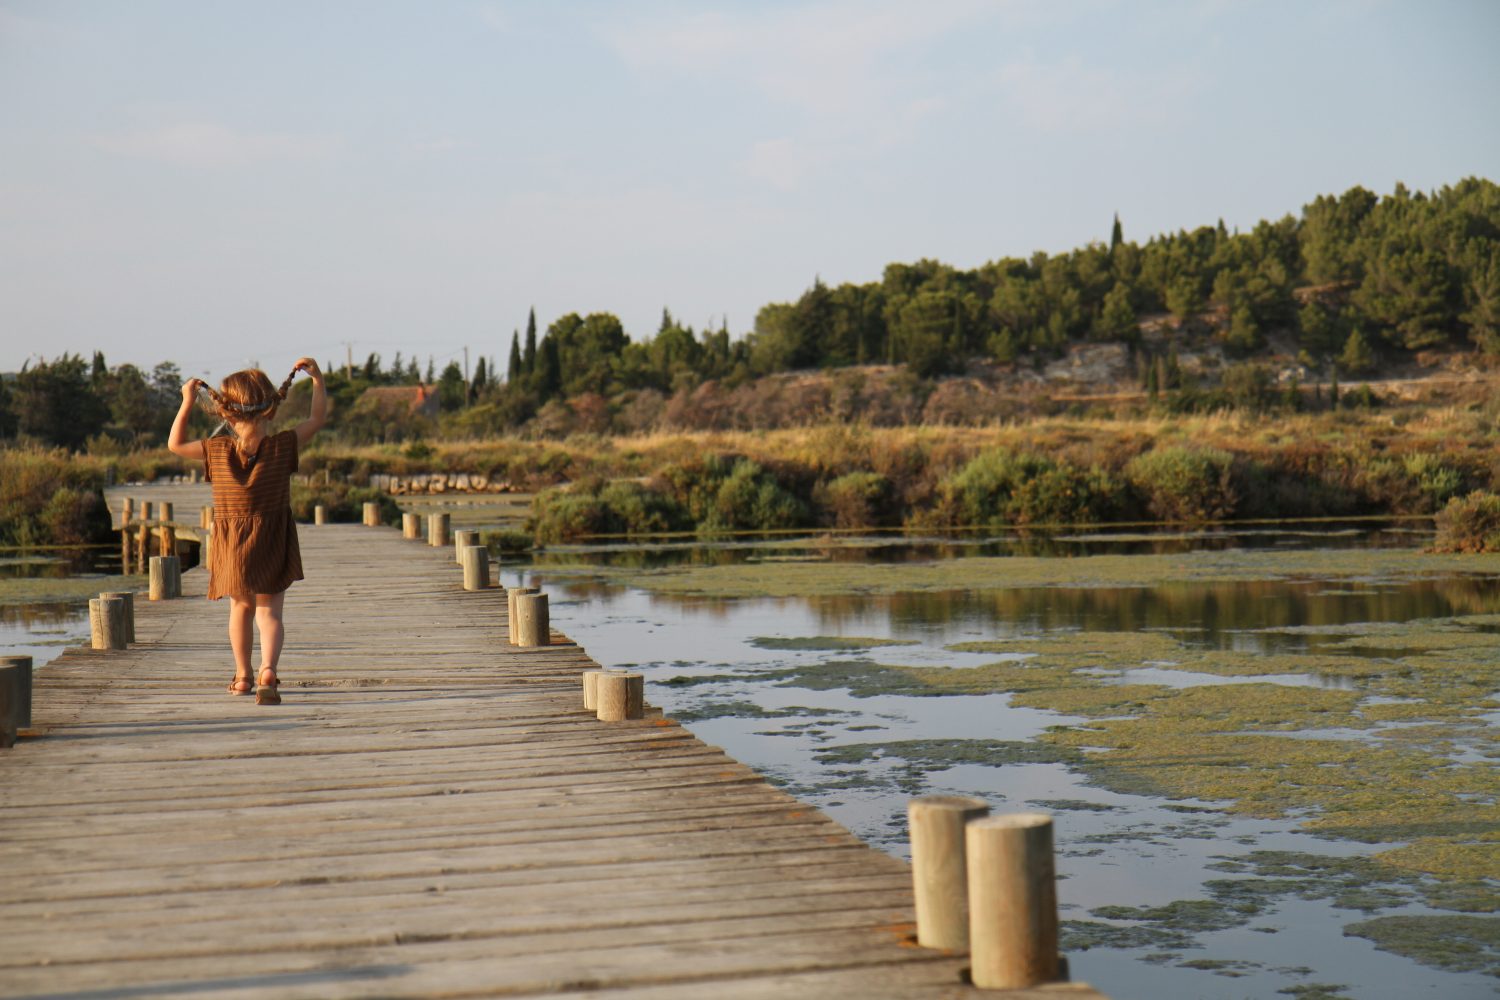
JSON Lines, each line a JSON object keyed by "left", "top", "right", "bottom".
{"left": 516, "top": 526, "right": 1498, "bottom": 1000}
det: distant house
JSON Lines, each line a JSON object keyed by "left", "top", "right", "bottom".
{"left": 355, "top": 384, "right": 440, "bottom": 419}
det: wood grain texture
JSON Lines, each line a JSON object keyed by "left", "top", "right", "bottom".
{"left": 4, "top": 493, "right": 1106, "bottom": 999}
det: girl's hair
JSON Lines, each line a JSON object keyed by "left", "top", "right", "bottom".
{"left": 200, "top": 368, "right": 298, "bottom": 423}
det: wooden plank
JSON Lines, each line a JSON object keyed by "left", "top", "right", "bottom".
{"left": 0, "top": 502, "right": 1106, "bottom": 998}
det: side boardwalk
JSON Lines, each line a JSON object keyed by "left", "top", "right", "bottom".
{"left": 0, "top": 522, "right": 1102, "bottom": 999}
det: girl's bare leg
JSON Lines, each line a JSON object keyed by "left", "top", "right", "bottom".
{"left": 228, "top": 596, "right": 254, "bottom": 688}
{"left": 254, "top": 591, "right": 286, "bottom": 684}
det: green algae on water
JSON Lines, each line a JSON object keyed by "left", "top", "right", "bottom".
{"left": 0, "top": 574, "right": 139, "bottom": 606}
{"left": 749, "top": 635, "right": 919, "bottom": 651}
{"left": 1343, "top": 915, "right": 1500, "bottom": 977}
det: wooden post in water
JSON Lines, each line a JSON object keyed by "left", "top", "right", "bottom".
{"left": 362, "top": 501, "right": 379, "bottom": 526}
{"left": 427, "top": 512, "right": 450, "bottom": 547}
{"left": 90, "top": 597, "right": 128, "bottom": 649}
{"left": 596, "top": 671, "right": 644, "bottom": 721}
{"left": 515, "top": 592, "right": 548, "bottom": 646}
{"left": 314, "top": 504, "right": 327, "bottom": 525}
{"left": 454, "top": 529, "right": 479, "bottom": 563}
{"left": 460, "top": 545, "right": 490, "bottom": 590}
{"left": 909, "top": 795, "right": 991, "bottom": 950}
{"left": 966, "top": 813, "right": 1060, "bottom": 990}
{"left": 402, "top": 512, "right": 421, "bottom": 539}
{"left": 0, "top": 655, "right": 34, "bottom": 732}
{"left": 507, "top": 586, "right": 538, "bottom": 645}
{"left": 99, "top": 591, "right": 136, "bottom": 644}
{"left": 120, "top": 500, "right": 134, "bottom": 575}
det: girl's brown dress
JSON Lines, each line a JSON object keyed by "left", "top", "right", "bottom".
{"left": 203, "top": 430, "right": 304, "bottom": 600}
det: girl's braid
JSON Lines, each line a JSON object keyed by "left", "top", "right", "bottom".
{"left": 198, "top": 365, "right": 301, "bottom": 424}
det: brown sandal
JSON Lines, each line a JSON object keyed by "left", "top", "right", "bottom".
{"left": 255, "top": 668, "right": 281, "bottom": 706}
{"left": 227, "top": 677, "right": 254, "bottom": 696}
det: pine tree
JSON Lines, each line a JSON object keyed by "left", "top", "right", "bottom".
{"left": 507, "top": 331, "right": 521, "bottom": 382}
{"left": 471, "top": 357, "right": 488, "bottom": 401}
{"left": 426, "top": 357, "right": 435, "bottom": 383}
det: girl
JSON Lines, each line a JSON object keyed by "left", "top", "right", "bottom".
{"left": 168, "top": 359, "right": 328, "bottom": 705}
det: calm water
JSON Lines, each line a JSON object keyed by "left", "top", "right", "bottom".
{"left": 504, "top": 523, "right": 1497, "bottom": 1000}
{"left": 7, "top": 523, "right": 1496, "bottom": 999}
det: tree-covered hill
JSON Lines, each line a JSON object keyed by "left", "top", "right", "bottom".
{"left": 4, "top": 177, "right": 1497, "bottom": 448}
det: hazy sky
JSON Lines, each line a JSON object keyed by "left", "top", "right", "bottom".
{"left": 2, "top": 0, "right": 1497, "bottom": 379}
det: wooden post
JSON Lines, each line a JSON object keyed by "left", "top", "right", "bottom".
{"left": 200, "top": 505, "right": 213, "bottom": 529}
{"left": 460, "top": 545, "right": 490, "bottom": 591}
{"left": 0, "top": 663, "right": 18, "bottom": 748}
{"left": 596, "top": 671, "right": 644, "bottom": 721}
{"left": 966, "top": 813, "right": 1060, "bottom": 991}
{"left": 201, "top": 524, "right": 212, "bottom": 571}
{"left": 402, "top": 512, "right": 421, "bottom": 539}
{"left": 427, "top": 511, "right": 450, "bottom": 547}
{"left": 515, "top": 592, "right": 549, "bottom": 646}
{"left": 507, "top": 586, "right": 538, "bottom": 645}
{"left": 136, "top": 520, "right": 149, "bottom": 574}
{"left": 148, "top": 556, "right": 180, "bottom": 601}
{"left": 122, "top": 496, "right": 134, "bottom": 525}
{"left": 362, "top": 501, "right": 379, "bottom": 526}
{"left": 454, "top": 529, "right": 479, "bottom": 563}
{"left": 90, "top": 596, "right": 128, "bottom": 649}
{"left": 314, "top": 504, "right": 327, "bottom": 525}
{"left": 99, "top": 591, "right": 136, "bottom": 644}
{"left": 0, "top": 655, "right": 33, "bottom": 732}
{"left": 909, "top": 795, "right": 991, "bottom": 950}
{"left": 582, "top": 669, "right": 605, "bottom": 710}
{"left": 119, "top": 500, "right": 134, "bottom": 575}
{"left": 139, "top": 500, "right": 152, "bottom": 522}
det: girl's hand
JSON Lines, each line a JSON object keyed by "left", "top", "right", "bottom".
{"left": 181, "top": 378, "right": 206, "bottom": 405}
{"left": 294, "top": 357, "right": 323, "bottom": 380}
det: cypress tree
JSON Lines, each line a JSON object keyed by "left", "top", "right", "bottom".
{"left": 507, "top": 331, "right": 521, "bottom": 382}
{"left": 1110, "top": 213, "right": 1123, "bottom": 251}
{"left": 523, "top": 309, "right": 538, "bottom": 374}
{"left": 539, "top": 336, "right": 561, "bottom": 399}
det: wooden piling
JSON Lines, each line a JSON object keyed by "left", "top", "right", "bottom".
{"left": 363, "top": 501, "right": 380, "bottom": 526}
{"left": 148, "top": 556, "right": 180, "bottom": 601}
{"left": 0, "top": 663, "right": 18, "bottom": 748}
{"left": 427, "top": 511, "right": 450, "bottom": 547}
{"left": 0, "top": 654, "right": 34, "bottom": 732}
{"left": 507, "top": 586, "right": 538, "bottom": 645}
{"left": 515, "top": 592, "right": 549, "bottom": 646}
{"left": 200, "top": 505, "right": 213, "bottom": 529}
{"left": 966, "top": 813, "right": 1060, "bottom": 990}
{"left": 136, "top": 520, "right": 149, "bottom": 575}
{"left": 139, "top": 500, "right": 152, "bottom": 522}
{"left": 582, "top": 668, "right": 606, "bottom": 710}
{"left": 314, "top": 504, "right": 327, "bottom": 525}
{"left": 460, "top": 545, "right": 490, "bottom": 591}
{"left": 119, "top": 499, "right": 134, "bottom": 574}
{"left": 89, "top": 597, "right": 128, "bottom": 650}
{"left": 909, "top": 794, "right": 991, "bottom": 950}
{"left": 454, "top": 529, "right": 479, "bottom": 563}
{"left": 596, "top": 671, "right": 644, "bottom": 722}
{"left": 402, "top": 512, "right": 421, "bottom": 539}
{"left": 99, "top": 591, "right": 137, "bottom": 644}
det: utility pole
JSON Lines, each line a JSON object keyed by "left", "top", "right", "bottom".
{"left": 342, "top": 342, "right": 354, "bottom": 381}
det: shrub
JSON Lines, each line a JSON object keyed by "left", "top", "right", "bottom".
{"left": 1432, "top": 491, "right": 1500, "bottom": 553}
{"left": 934, "top": 449, "right": 1122, "bottom": 527}
{"left": 1125, "top": 446, "right": 1238, "bottom": 523}
{"left": 529, "top": 478, "right": 689, "bottom": 542}
{"left": 707, "top": 460, "right": 809, "bottom": 533}
{"left": 814, "top": 471, "right": 895, "bottom": 530}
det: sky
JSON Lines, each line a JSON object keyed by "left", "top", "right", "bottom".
{"left": 2, "top": 0, "right": 1498, "bottom": 379}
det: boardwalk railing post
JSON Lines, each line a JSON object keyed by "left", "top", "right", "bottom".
{"left": 461, "top": 544, "right": 490, "bottom": 591}
{"left": 0, "top": 655, "right": 34, "bottom": 734}
{"left": 200, "top": 505, "right": 213, "bottom": 530}
{"left": 596, "top": 671, "right": 644, "bottom": 721}
{"left": 427, "top": 511, "right": 450, "bottom": 547}
{"left": 966, "top": 813, "right": 1060, "bottom": 990}
{"left": 402, "top": 512, "right": 421, "bottom": 539}
{"left": 454, "top": 529, "right": 479, "bottom": 563}
{"left": 99, "top": 591, "right": 137, "bottom": 644}
{"left": 90, "top": 597, "right": 128, "bottom": 649}
{"left": 909, "top": 795, "right": 990, "bottom": 950}
{"left": 159, "top": 502, "right": 175, "bottom": 558}
{"left": 120, "top": 499, "right": 135, "bottom": 575}
{"left": 136, "top": 518, "right": 150, "bottom": 576}
{"left": 507, "top": 586, "right": 538, "bottom": 645}
{"left": 515, "top": 592, "right": 548, "bottom": 646}
{"left": 314, "top": 503, "right": 327, "bottom": 525}
{"left": 363, "top": 501, "right": 379, "bottom": 526}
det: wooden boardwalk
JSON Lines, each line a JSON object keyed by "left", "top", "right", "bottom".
{"left": 1, "top": 519, "right": 1102, "bottom": 999}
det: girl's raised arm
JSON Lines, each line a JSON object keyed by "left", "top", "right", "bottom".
{"left": 167, "top": 379, "right": 207, "bottom": 462}
{"left": 293, "top": 357, "right": 328, "bottom": 448}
